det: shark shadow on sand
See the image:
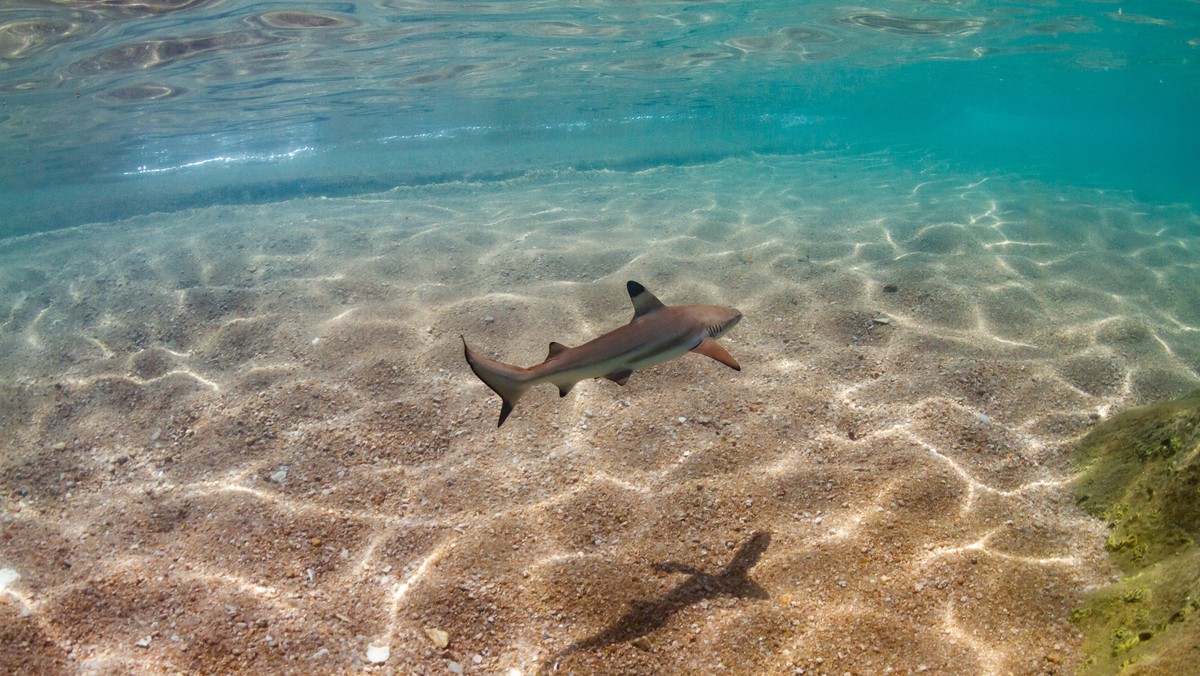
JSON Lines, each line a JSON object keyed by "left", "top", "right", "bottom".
{"left": 542, "top": 531, "right": 771, "bottom": 671}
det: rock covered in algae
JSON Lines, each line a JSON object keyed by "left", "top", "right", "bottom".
{"left": 1072, "top": 389, "right": 1200, "bottom": 674}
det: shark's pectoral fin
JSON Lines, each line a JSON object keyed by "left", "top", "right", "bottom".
{"left": 692, "top": 338, "right": 741, "bottom": 370}
{"left": 733, "top": 579, "right": 770, "bottom": 600}
{"left": 653, "top": 561, "right": 701, "bottom": 575}
{"left": 605, "top": 369, "right": 633, "bottom": 385}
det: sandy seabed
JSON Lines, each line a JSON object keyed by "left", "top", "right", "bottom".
{"left": 2, "top": 153, "right": 1199, "bottom": 674}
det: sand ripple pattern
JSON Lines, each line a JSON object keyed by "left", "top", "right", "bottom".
{"left": 2, "top": 153, "right": 1199, "bottom": 672}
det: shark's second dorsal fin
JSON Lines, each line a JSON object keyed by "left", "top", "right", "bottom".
{"left": 545, "top": 342, "right": 569, "bottom": 362}
{"left": 627, "top": 280, "right": 666, "bottom": 319}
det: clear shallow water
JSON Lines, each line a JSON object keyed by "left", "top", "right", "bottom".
{"left": 2, "top": 150, "right": 1198, "bottom": 673}
{"left": 2, "top": 0, "right": 1198, "bottom": 236}
{"left": 4, "top": 5, "right": 1200, "bottom": 670}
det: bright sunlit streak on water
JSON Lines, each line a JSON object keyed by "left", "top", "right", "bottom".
{"left": 125, "top": 146, "right": 316, "bottom": 176}
{"left": 0, "top": 0, "right": 1196, "bottom": 237}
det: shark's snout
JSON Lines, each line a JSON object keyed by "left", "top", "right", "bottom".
{"left": 708, "top": 308, "right": 742, "bottom": 338}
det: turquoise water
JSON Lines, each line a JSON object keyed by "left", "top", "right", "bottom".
{"left": 2, "top": 0, "right": 1198, "bottom": 236}
{"left": 4, "top": 2, "right": 1200, "bottom": 674}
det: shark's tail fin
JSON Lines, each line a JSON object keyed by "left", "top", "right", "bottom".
{"left": 462, "top": 336, "right": 534, "bottom": 427}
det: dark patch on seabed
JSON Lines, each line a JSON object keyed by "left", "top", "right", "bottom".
{"left": 546, "top": 532, "right": 771, "bottom": 672}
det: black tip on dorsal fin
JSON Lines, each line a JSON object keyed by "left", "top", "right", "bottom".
{"left": 627, "top": 280, "right": 666, "bottom": 319}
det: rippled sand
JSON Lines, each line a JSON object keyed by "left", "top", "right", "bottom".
{"left": 2, "top": 154, "right": 1199, "bottom": 673}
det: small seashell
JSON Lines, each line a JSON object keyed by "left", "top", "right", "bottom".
{"left": 424, "top": 627, "right": 450, "bottom": 649}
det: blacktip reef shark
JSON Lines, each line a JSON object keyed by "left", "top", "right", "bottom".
{"left": 462, "top": 281, "right": 743, "bottom": 427}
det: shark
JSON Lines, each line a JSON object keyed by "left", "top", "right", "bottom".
{"left": 462, "top": 280, "right": 743, "bottom": 426}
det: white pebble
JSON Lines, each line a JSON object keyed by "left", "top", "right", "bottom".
{"left": 424, "top": 627, "right": 450, "bottom": 649}
{"left": 366, "top": 644, "right": 389, "bottom": 663}
{"left": 269, "top": 468, "right": 288, "bottom": 484}
{"left": 449, "top": 662, "right": 464, "bottom": 674}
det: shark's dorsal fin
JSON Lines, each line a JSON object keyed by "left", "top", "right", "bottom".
{"left": 627, "top": 280, "right": 666, "bottom": 319}
{"left": 545, "top": 342, "right": 569, "bottom": 361}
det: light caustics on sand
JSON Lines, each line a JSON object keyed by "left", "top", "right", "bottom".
{"left": 65, "top": 368, "right": 221, "bottom": 392}
{"left": 207, "top": 480, "right": 449, "bottom": 531}
{"left": 968, "top": 304, "right": 1041, "bottom": 350}
{"left": 918, "top": 528, "right": 1085, "bottom": 569}
{"left": 169, "top": 460, "right": 674, "bottom": 664}
{"left": 367, "top": 543, "right": 450, "bottom": 665}
{"left": 4, "top": 144, "right": 1200, "bottom": 676}
{"left": 896, "top": 426, "right": 1071, "bottom": 511}
{"left": 144, "top": 473, "right": 464, "bottom": 664}
{"left": 938, "top": 603, "right": 1005, "bottom": 674}
{"left": 912, "top": 529, "right": 1092, "bottom": 676}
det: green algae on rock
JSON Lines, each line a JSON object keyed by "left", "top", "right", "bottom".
{"left": 1072, "top": 390, "right": 1200, "bottom": 674}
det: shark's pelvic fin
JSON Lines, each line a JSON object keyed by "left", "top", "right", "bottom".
{"left": 604, "top": 369, "right": 633, "bottom": 386}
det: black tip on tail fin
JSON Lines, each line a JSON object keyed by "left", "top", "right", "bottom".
{"left": 498, "top": 400, "right": 514, "bottom": 427}
{"left": 462, "top": 334, "right": 522, "bottom": 428}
